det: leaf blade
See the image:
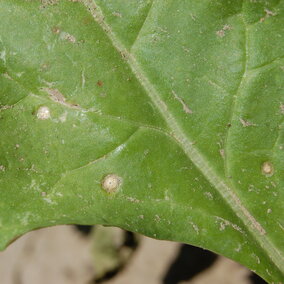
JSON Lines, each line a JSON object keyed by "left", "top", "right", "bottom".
{"left": 0, "top": 0, "right": 283, "bottom": 282}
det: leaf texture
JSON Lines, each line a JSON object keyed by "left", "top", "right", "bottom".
{"left": 0, "top": 0, "right": 283, "bottom": 282}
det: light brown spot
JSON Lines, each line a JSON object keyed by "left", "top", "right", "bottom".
{"left": 216, "top": 24, "right": 231, "bottom": 38}
{"left": 112, "top": 12, "right": 122, "bottom": 17}
{"left": 261, "top": 161, "right": 274, "bottom": 176}
{"left": 204, "top": 192, "right": 214, "bottom": 200}
{"left": 41, "top": 87, "right": 80, "bottom": 109}
{"left": 126, "top": 196, "right": 140, "bottom": 203}
{"left": 37, "top": 106, "right": 51, "bottom": 120}
{"left": 216, "top": 30, "right": 225, "bottom": 37}
{"left": 260, "top": 8, "right": 277, "bottom": 22}
{"left": 172, "top": 90, "right": 193, "bottom": 114}
{"left": 0, "top": 105, "right": 12, "bottom": 111}
{"left": 264, "top": 8, "right": 277, "bottom": 16}
{"left": 3, "top": 72, "right": 12, "bottom": 80}
{"left": 97, "top": 80, "right": 103, "bottom": 87}
{"left": 52, "top": 26, "right": 60, "bottom": 34}
{"left": 59, "top": 31, "right": 76, "bottom": 43}
{"left": 240, "top": 118, "right": 256, "bottom": 127}
{"left": 42, "top": 87, "right": 66, "bottom": 103}
{"left": 101, "top": 174, "right": 122, "bottom": 193}
{"left": 40, "top": 0, "right": 58, "bottom": 8}
{"left": 154, "top": 215, "right": 161, "bottom": 222}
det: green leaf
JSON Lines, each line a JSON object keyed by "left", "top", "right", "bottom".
{"left": 0, "top": 0, "right": 283, "bottom": 282}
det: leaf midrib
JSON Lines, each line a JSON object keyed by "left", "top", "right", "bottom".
{"left": 82, "top": 0, "right": 284, "bottom": 273}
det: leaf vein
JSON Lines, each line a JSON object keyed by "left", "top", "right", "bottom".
{"left": 51, "top": 128, "right": 140, "bottom": 190}
{"left": 81, "top": 0, "right": 284, "bottom": 271}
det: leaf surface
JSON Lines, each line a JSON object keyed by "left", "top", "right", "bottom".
{"left": 0, "top": 0, "right": 283, "bottom": 282}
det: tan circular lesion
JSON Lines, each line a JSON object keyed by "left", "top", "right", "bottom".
{"left": 101, "top": 174, "right": 122, "bottom": 193}
{"left": 37, "top": 106, "right": 51, "bottom": 120}
{"left": 261, "top": 161, "right": 274, "bottom": 177}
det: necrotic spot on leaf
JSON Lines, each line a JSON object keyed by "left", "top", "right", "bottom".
{"left": 36, "top": 106, "right": 51, "bottom": 120}
{"left": 261, "top": 161, "right": 274, "bottom": 177}
{"left": 101, "top": 174, "right": 122, "bottom": 193}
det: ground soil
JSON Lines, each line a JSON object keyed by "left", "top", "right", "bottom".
{"left": 0, "top": 225, "right": 263, "bottom": 284}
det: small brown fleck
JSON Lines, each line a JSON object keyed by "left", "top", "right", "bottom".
{"left": 216, "top": 30, "right": 225, "bottom": 38}
{"left": 172, "top": 90, "right": 193, "bottom": 114}
{"left": 112, "top": 11, "right": 122, "bottom": 18}
{"left": 3, "top": 73, "right": 12, "bottom": 80}
{"left": 120, "top": 51, "right": 128, "bottom": 59}
{"left": 60, "top": 32, "right": 76, "bottom": 43}
{"left": 97, "top": 80, "right": 103, "bottom": 87}
{"left": 82, "top": 16, "right": 92, "bottom": 25}
{"left": 240, "top": 118, "right": 256, "bottom": 127}
{"left": 154, "top": 215, "right": 161, "bottom": 222}
{"left": 265, "top": 8, "right": 277, "bottom": 17}
{"left": 216, "top": 24, "right": 231, "bottom": 38}
{"left": 260, "top": 8, "right": 277, "bottom": 22}
{"left": 52, "top": 26, "right": 60, "bottom": 34}
{"left": 40, "top": 63, "right": 49, "bottom": 72}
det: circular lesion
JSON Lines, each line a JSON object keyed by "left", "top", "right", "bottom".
{"left": 36, "top": 106, "right": 51, "bottom": 120}
{"left": 261, "top": 161, "right": 274, "bottom": 177}
{"left": 101, "top": 174, "right": 122, "bottom": 193}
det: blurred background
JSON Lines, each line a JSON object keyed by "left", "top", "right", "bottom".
{"left": 0, "top": 225, "right": 267, "bottom": 284}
